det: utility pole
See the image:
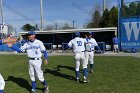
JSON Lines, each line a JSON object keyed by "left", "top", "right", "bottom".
{"left": 72, "top": 21, "right": 76, "bottom": 39}
{"left": 103, "top": 0, "right": 105, "bottom": 12}
{"left": 0, "top": 0, "right": 4, "bottom": 38}
{"left": 72, "top": 21, "right": 76, "bottom": 29}
{"left": 40, "top": 0, "right": 43, "bottom": 31}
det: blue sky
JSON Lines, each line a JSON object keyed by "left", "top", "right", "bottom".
{"left": 0, "top": 0, "right": 135, "bottom": 31}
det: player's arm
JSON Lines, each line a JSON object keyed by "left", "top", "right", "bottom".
{"left": 68, "top": 40, "right": 72, "bottom": 48}
{"left": 112, "top": 38, "right": 115, "bottom": 44}
{"left": 95, "top": 46, "right": 101, "bottom": 51}
{"left": 42, "top": 50, "right": 48, "bottom": 65}
{"left": 7, "top": 43, "right": 25, "bottom": 53}
{"left": 0, "top": 40, "right": 3, "bottom": 45}
{"left": 94, "top": 40, "right": 102, "bottom": 53}
{"left": 2, "top": 38, "right": 17, "bottom": 44}
{"left": 40, "top": 41, "right": 48, "bottom": 65}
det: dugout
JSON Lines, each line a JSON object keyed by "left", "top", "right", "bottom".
{"left": 19, "top": 27, "right": 117, "bottom": 52}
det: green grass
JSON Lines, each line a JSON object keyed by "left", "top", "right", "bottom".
{"left": 0, "top": 55, "right": 140, "bottom": 93}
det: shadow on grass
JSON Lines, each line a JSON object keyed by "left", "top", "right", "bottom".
{"left": 5, "top": 76, "right": 43, "bottom": 92}
{"left": 44, "top": 65, "right": 75, "bottom": 81}
{"left": 5, "top": 76, "right": 31, "bottom": 91}
{"left": 56, "top": 65, "right": 75, "bottom": 71}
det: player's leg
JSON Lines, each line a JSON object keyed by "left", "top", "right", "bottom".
{"left": 33, "top": 59, "right": 48, "bottom": 93}
{"left": 85, "top": 52, "right": 89, "bottom": 65}
{"left": 116, "top": 45, "right": 119, "bottom": 53}
{"left": 113, "top": 45, "right": 115, "bottom": 52}
{"left": 28, "top": 60, "right": 36, "bottom": 92}
{"left": 74, "top": 53, "right": 80, "bottom": 81}
{"left": 0, "top": 74, "right": 5, "bottom": 93}
{"left": 114, "top": 45, "right": 117, "bottom": 53}
{"left": 89, "top": 52, "right": 94, "bottom": 73}
{"left": 81, "top": 53, "right": 88, "bottom": 83}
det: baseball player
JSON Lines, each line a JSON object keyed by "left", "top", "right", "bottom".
{"left": 0, "top": 74, "right": 5, "bottom": 93}
{"left": 68, "top": 32, "right": 87, "bottom": 83}
{"left": 85, "top": 32, "right": 101, "bottom": 73}
{"left": 112, "top": 35, "right": 119, "bottom": 53}
{"left": 7, "top": 31, "right": 49, "bottom": 93}
{"left": 0, "top": 40, "right": 5, "bottom": 93}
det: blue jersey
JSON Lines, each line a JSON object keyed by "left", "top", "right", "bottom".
{"left": 112, "top": 37, "right": 118, "bottom": 45}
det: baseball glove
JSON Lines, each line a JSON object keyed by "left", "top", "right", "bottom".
{"left": 2, "top": 38, "right": 17, "bottom": 44}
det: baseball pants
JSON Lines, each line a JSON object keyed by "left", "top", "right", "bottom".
{"left": 74, "top": 52, "right": 87, "bottom": 71}
{"left": 0, "top": 74, "right": 5, "bottom": 90}
{"left": 28, "top": 59, "right": 45, "bottom": 82}
{"left": 85, "top": 51, "right": 94, "bottom": 65}
{"left": 113, "top": 45, "right": 118, "bottom": 51}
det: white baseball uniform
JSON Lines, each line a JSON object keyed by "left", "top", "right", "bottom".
{"left": 0, "top": 41, "right": 5, "bottom": 91}
{"left": 0, "top": 74, "right": 5, "bottom": 90}
{"left": 20, "top": 39, "right": 46, "bottom": 82}
{"left": 68, "top": 37, "right": 87, "bottom": 71}
{"left": 85, "top": 38, "right": 98, "bottom": 65}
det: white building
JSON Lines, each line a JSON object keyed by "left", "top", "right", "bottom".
{"left": 0, "top": 24, "right": 8, "bottom": 35}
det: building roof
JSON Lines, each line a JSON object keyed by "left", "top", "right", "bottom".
{"left": 19, "top": 27, "right": 117, "bottom": 35}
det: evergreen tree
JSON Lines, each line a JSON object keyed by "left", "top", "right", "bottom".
{"left": 128, "top": 2, "right": 137, "bottom": 17}
{"left": 21, "top": 24, "right": 36, "bottom": 31}
{"left": 136, "top": 2, "right": 140, "bottom": 16}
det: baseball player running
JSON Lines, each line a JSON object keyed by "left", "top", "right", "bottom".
{"left": 85, "top": 32, "right": 101, "bottom": 73}
{"left": 0, "top": 40, "right": 5, "bottom": 93}
{"left": 68, "top": 32, "right": 87, "bottom": 83}
{"left": 7, "top": 31, "right": 49, "bottom": 93}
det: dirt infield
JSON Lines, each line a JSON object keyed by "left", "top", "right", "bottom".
{"left": 0, "top": 51, "right": 139, "bottom": 58}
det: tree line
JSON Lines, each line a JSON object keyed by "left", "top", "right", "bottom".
{"left": 21, "top": 1, "right": 139, "bottom": 31}
{"left": 121, "top": 1, "right": 140, "bottom": 18}
{"left": 21, "top": 6, "right": 118, "bottom": 31}
{"left": 86, "top": 6, "right": 118, "bottom": 28}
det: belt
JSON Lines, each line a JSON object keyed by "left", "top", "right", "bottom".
{"left": 75, "top": 51, "right": 85, "bottom": 53}
{"left": 29, "top": 58, "right": 40, "bottom": 60}
{"left": 86, "top": 50, "right": 93, "bottom": 52}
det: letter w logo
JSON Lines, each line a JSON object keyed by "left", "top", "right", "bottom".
{"left": 123, "top": 22, "right": 140, "bottom": 41}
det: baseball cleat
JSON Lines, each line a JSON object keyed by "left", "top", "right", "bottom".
{"left": 90, "top": 69, "right": 93, "bottom": 73}
{"left": 30, "top": 89, "right": 36, "bottom": 93}
{"left": 76, "top": 78, "right": 79, "bottom": 82}
{"left": 83, "top": 78, "right": 88, "bottom": 83}
{"left": 43, "top": 86, "right": 49, "bottom": 93}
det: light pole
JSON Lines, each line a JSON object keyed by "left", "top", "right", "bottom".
{"left": 72, "top": 21, "right": 76, "bottom": 39}
{"left": 0, "top": 0, "right": 4, "bottom": 25}
{"left": 40, "top": 0, "right": 43, "bottom": 31}
{"left": 0, "top": 0, "right": 4, "bottom": 38}
{"left": 103, "top": 0, "right": 105, "bottom": 12}
{"left": 72, "top": 21, "right": 76, "bottom": 29}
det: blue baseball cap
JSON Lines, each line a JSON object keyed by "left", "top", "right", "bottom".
{"left": 26, "top": 31, "right": 36, "bottom": 35}
{"left": 74, "top": 32, "right": 80, "bottom": 37}
{"left": 88, "top": 32, "right": 92, "bottom": 35}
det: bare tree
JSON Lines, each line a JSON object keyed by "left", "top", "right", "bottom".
{"left": 44, "top": 24, "right": 54, "bottom": 30}
{"left": 87, "top": 3, "right": 101, "bottom": 28}
{"left": 61, "top": 23, "right": 71, "bottom": 30}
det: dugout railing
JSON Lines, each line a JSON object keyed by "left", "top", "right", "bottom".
{"left": 44, "top": 43, "right": 53, "bottom": 52}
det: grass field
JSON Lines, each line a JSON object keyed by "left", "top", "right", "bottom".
{"left": 0, "top": 54, "right": 140, "bottom": 93}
